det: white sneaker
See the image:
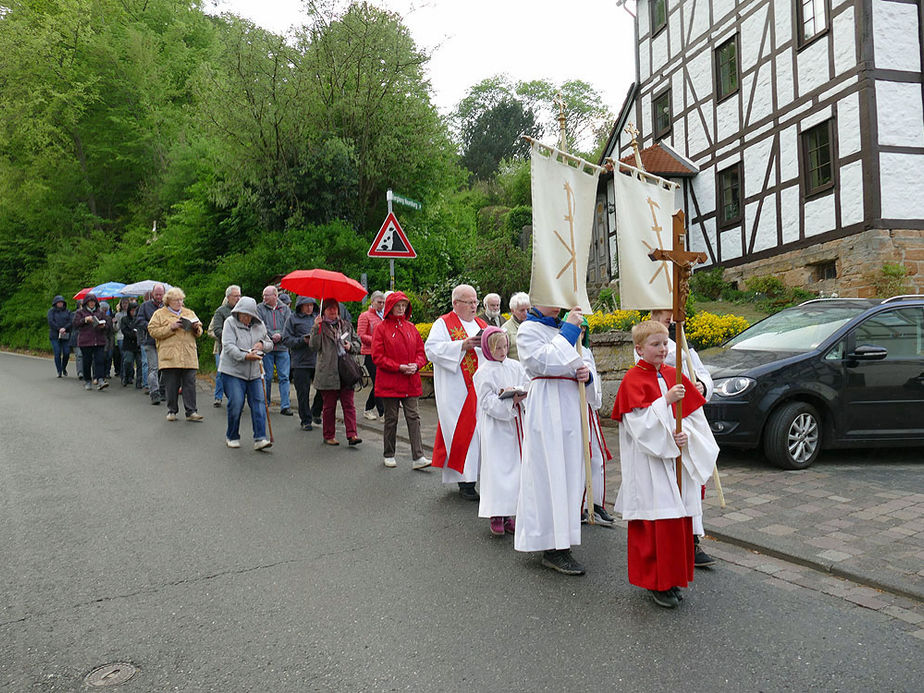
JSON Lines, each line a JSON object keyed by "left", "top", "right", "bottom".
{"left": 363, "top": 410, "right": 378, "bottom": 420}
{"left": 254, "top": 438, "right": 273, "bottom": 451}
{"left": 412, "top": 456, "right": 431, "bottom": 470}
{"left": 166, "top": 413, "right": 177, "bottom": 422}
{"left": 226, "top": 439, "right": 241, "bottom": 448}
{"left": 383, "top": 457, "right": 397, "bottom": 468}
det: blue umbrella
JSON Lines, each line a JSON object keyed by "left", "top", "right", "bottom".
{"left": 89, "top": 281, "right": 128, "bottom": 299}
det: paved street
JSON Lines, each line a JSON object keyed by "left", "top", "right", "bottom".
{"left": 2, "top": 352, "right": 922, "bottom": 691}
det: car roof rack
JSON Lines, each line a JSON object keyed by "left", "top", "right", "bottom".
{"left": 881, "top": 294, "right": 924, "bottom": 304}
{"left": 798, "top": 297, "right": 870, "bottom": 306}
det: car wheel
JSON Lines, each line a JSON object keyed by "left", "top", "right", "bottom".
{"left": 764, "top": 401, "right": 822, "bottom": 470}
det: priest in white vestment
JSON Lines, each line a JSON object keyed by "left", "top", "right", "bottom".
{"left": 424, "top": 284, "right": 487, "bottom": 501}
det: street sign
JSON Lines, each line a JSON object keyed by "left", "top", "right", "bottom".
{"left": 368, "top": 211, "right": 417, "bottom": 258}
{"left": 388, "top": 190, "right": 422, "bottom": 210}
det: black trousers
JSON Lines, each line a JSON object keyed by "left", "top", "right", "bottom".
{"left": 291, "top": 367, "right": 315, "bottom": 426}
{"left": 363, "top": 355, "right": 383, "bottom": 415}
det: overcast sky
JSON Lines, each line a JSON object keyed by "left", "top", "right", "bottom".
{"left": 207, "top": 0, "right": 637, "bottom": 116}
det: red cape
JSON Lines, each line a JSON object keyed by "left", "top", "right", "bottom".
{"left": 611, "top": 360, "right": 706, "bottom": 422}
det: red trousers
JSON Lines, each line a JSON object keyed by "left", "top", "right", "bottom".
{"left": 627, "top": 517, "right": 694, "bottom": 591}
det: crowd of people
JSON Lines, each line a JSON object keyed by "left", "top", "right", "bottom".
{"left": 46, "top": 281, "right": 719, "bottom": 609}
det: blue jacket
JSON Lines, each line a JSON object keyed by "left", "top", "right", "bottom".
{"left": 282, "top": 296, "right": 318, "bottom": 369}
{"left": 47, "top": 295, "right": 73, "bottom": 340}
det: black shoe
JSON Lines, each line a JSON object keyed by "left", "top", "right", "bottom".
{"left": 57, "top": 373, "right": 63, "bottom": 378}
{"left": 347, "top": 436, "right": 362, "bottom": 446}
{"left": 458, "top": 483, "right": 479, "bottom": 501}
{"left": 151, "top": 396, "right": 162, "bottom": 405}
{"left": 280, "top": 407, "right": 293, "bottom": 416}
{"left": 312, "top": 416, "right": 322, "bottom": 424}
{"left": 694, "top": 545, "right": 716, "bottom": 568}
{"left": 541, "top": 549, "right": 586, "bottom": 576}
{"left": 593, "top": 504, "right": 616, "bottom": 525}
{"left": 300, "top": 423, "right": 313, "bottom": 431}
{"left": 649, "top": 589, "right": 680, "bottom": 608}
{"left": 669, "top": 586, "right": 685, "bottom": 602}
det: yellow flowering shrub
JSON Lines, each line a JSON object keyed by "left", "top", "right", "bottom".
{"left": 415, "top": 322, "right": 433, "bottom": 341}
{"left": 685, "top": 312, "right": 750, "bottom": 349}
{"left": 586, "top": 310, "right": 645, "bottom": 334}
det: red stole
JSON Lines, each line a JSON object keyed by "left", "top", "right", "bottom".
{"left": 432, "top": 311, "right": 487, "bottom": 473}
{"left": 611, "top": 360, "right": 706, "bottom": 421}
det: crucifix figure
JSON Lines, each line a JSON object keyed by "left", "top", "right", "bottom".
{"left": 648, "top": 209, "right": 707, "bottom": 492}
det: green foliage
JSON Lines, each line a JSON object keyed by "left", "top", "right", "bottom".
{"left": 495, "top": 158, "right": 532, "bottom": 207}
{"left": 744, "top": 275, "right": 786, "bottom": 297}
{"left": 592, "top": 287, "right": 620, "bottom": 313}
{"left": 690, "top": 266, "right": 727, "bottom": 301}
{"left": 872, "top": 263, "right": 911, "bottom": 298}
{"left": 504, "top": 205, "right": 532, "bottom": 245}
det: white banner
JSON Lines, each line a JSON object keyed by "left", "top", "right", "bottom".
{"left": 613, "top": 171, "right": 678, "bottom": 310}
{"left": 529, "top": 143, "right": 600, "bottom": 313}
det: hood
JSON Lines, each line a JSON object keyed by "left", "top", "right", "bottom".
{"left": 480, "top": 326, "right": 505, "bottom": 361}
{"left": 383, "top": 291, "right": 412, "bottom": 321}
{"left": 231, "top": 296, "right": 261, "bottom": 320}
{"left": 295, "top": 296, "right": 317, "bottom": 314}
{"left": 51, "top": 295, "right": 66, "bottom": 309}
{"left": 83, "top": 294, "right": 99, "bottom": 310}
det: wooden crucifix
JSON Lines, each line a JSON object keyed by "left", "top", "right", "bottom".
{"left": 648, "top": 209, "right": 707, "bottom": 492}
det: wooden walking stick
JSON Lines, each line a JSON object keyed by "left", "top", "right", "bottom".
{"left": 649, "top": 210, "right": 707, "bottom": 492}
{"left": 259, "top": 358, "right": 274, "bottom": 443}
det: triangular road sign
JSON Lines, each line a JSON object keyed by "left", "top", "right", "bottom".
{"left": 368, "top": 211, "right": 416, "bottom": 258}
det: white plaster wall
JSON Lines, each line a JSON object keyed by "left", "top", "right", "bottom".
{"left": 713, "top": 0, "right": 736, "bottom": 25}
{"left": 672, "top": 74, "right": 684, "bottom": 116}
{"left": 640, "top": 37, "right": 651, "bottom": 82}
{"left": 716, "top": 95, "right": 740, "bottom": 143}
{"left": 778, "top": 125, "right": 799, "bottom": 182}
{"left": 746, "top": 62, "right": 775, "bottom": 126}
{"left": 776, "top": 50, "right": 795, "bottom": 107}
{"left": 800, "top": 105, "right": 834, "bottom": 132}
{"left": 740, "top": 3, "right": 769, "bottom": 69}
{"left": 774, "top": 0, "right": 792, "bottom": 47}
{"left": 673, "top": 117, "right": 686, "bottom": 152}
{"left": 836, "top": 92, "right": 861, "bottom": 157}
{"left": 687, "top": 112, "right": 709, "bottom": 158}
{"left": 833, "top": 5, "right": 858, "bottom": 76}
{"left": 686, "top": 50, "right": 713, "bottom": 103}
{"left": 839, "top": 160, "right": 864, "bottom": 227}
{"left": 641, "top": 98, "right": 653, "bottom": 141}
{"left": 780, "top": 184, "right": 800, "bottom": 244}
{"left": 688, "top": 0, "right": 711, "bottom": 44}
{"left": 638, "top": 0, "right": 650, "bottom": 37}
{"left": 880, "top": 153, "right": 924, "bottom": 219}
{"left": 691, "top": 164, "right": 715, "bottom": 213}
{"left": 876, "top": 81, "right": 924, "bottom": 148}
{"left": 690, "top": 217, "right": 716, "bottom": 265}
{"left": 804, "top": 192, "right": 836, "bottom": 237}
{"left": 744, "top": 135, "right": 775, "bottom": 193}
{"left": 797, "top": 38, "right": 830, "bottom": 97}
{"left": 873, "top": 0, "right": 922, "bottom": 72}
{"left": 721, "top": 228, "right": 742, "bottom": 261}
{"left": 652, "top": 28, "right": 669, "bottom": 72}
{"left": 751, "top": 195, "right": 778, "bottom": 253}
{"left": 669, "top": 5, "right": 682, "bottom": 61}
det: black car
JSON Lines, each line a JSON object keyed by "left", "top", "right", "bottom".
{"left": 700, "top": 295, "right": 924, "bottom": 469}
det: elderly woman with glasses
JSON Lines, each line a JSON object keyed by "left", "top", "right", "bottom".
{"left": 147, "top": 287, "right": 204, "bottom": 422}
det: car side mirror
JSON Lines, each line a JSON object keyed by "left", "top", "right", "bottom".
{"left": 848, "top": 344, "right": 888, "bottom": 360}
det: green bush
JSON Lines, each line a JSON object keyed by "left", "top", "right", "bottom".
{"left": 744, "top": 275, "right": 786, "bottom": 297}
{"left": 872, "top": 263, "right": 911, "bottom": 298}
{"left": 690, "top": 266, "right": 727, "bottom": 300}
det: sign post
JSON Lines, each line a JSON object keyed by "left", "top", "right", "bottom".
{"left": 368, "top": 189, "right": 418, "bottom": 290}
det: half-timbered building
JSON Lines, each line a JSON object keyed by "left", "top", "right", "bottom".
{"left": 592, "top": 0, "right": 923, "bottom": 297}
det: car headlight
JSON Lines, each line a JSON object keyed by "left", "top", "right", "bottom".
{"left": 713, "top": 376, "right": 756, "bottom": 397}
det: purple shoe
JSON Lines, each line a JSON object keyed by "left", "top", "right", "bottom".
{"left": 490, "top": 517, "right": 505, "bottom": 536}
{"left": 504, "top": 517, "right": 516, "bottom": 535}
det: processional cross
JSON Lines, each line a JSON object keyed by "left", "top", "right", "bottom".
{"left": 648, "top": 210, "right": 707, "bottom": 491}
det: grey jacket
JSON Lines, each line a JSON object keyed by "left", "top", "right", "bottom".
{"left": 208, "top": 302, "right": 233, "bottom": 355}
{"left": 256, "top": 301, "right": 292, "bottom": 353}
{"left": 218, "top": 297, "right": 274, "bottom": 381}
{"left": 282, "top": 296, "right": 318, "bottom": 370}
{"left": 309, "top": 317, "right": 360, "bottom": 391}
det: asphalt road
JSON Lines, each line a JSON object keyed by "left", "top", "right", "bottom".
{"left": 1, "top": 352, "right": 921, "bottom": 692}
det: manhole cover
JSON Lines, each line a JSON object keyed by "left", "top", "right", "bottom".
{"left": 84, "top": 663, "right": 138, "bottom": 687}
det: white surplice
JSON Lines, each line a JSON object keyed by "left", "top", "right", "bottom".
{"left": 584, "top": 349, "right": 608, "bottom": 508}
{"left": 473, "top": 359, "right": 529, "bottom": 518}
{"left": 424, "top": 315, "right": 483, "bottom": 484}
{"left": 514, "top": 320, "right": 591, "bottom": 552}
{"left": 613, "top": 375, "right": 719, "bottom": 522}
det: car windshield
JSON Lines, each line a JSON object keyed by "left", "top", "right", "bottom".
{"left": 726, "top": 304, "right": 868, "bottom": 352}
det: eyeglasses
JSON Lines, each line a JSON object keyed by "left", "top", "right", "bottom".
{"left": 453, "top": 299, "right": 478, "bottom": 305}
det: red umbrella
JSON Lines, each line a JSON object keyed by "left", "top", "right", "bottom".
{"left": 279, "top": 269, "right": 367, "bottom": 303}
{"left": 73, "top": 287, "right": 93, "bottom": 300}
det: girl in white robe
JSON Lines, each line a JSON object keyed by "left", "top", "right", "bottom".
{"left": 473, "top": 328, "right": 529, "bottom": 536}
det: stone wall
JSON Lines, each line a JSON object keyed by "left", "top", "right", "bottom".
{"left": 720, "top": 228, "right": 922, "bottom": 298}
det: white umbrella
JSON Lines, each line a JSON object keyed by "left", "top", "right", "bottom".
{"left": 121, "top": 279, "right": 173, "bottom": 296}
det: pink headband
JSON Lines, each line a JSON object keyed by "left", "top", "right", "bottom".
{"left": 480, "top": 326, "right": 506, "bottom": 361}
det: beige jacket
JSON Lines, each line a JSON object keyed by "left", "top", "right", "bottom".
{"left": 148, "top": 306, "right": 203, "bottom": 369}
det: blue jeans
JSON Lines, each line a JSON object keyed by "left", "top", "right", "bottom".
{"left": 224, "top": 375, "right": 268, "bottom": 442}
{"left": 51, "top": 338, "right": 71, "bottom": 375}
{"left": 262, "top": 350, "right": 290, "bottom": 409}
{"left": 214, "top": 353, "right": 225, "bottom": 401}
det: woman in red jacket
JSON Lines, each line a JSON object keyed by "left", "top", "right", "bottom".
{"left": 371, "top": 291, "right": 430, "bottom": 470}
{"left": 357, "top": 291, "right": 385, "bottom": 421}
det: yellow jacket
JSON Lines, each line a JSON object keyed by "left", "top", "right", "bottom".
{"left": 148, "top": 306, "right": 203, "bottom": 369}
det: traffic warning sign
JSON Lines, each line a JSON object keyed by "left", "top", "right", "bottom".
{"left": 367, "top": 212, "right": 416, "bottom": 258}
